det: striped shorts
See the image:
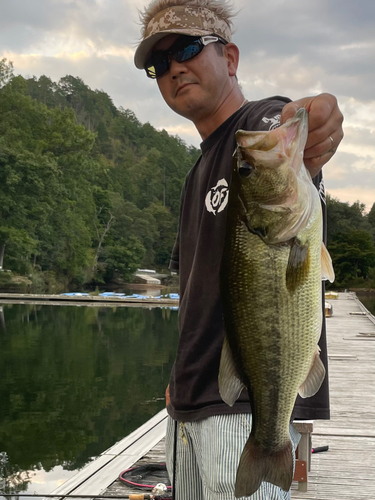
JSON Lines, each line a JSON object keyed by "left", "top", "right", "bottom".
{"left": 165, "top": 414, "right": 301, "bottom": 500}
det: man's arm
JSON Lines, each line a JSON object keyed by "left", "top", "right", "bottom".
{"left": 280, "top": 93, "right": 344, "bottom": 179}
{"left": 165, "top": 384, "right": 170, "bottom": 406}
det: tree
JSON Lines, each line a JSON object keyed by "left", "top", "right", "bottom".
{"left": 326, "top": 195, "right": 369, "bottom": 245}
{"left": 0, "top": 58, "right": 13, "bottom": 88}
{"left": 329, "top": 229, "right": 375, "bottom": 285}
{"left": 0, "top": 142, "right": 58, "bottom": 273}
{"left": 144, "top": 203, "right": 176, "bottom": 267}
{"left": 367, "top": 202, "right": 375, "bottom": 234}
{"left": 0, "top": 63, "right": 201, "bottom": 285}
{"left": 0, "top": 76, "right": 100, "bottom": 282}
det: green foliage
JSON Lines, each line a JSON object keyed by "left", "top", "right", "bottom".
{"left": 329, "top": 229, "right": 375, "bottom": 286}
{"left": 0, "top": 60, "right": 200, "bottom": 288}
{"left": 3, "top": 60, "right": 375, "bottom": 291}
{"left": 326, "top": 195, "right": 370, "bottom": 245}
{"left": 327, "top": 196, "right": 375, "bottom": 288}
{"left": 0, "top": 58, "right": 14, "bottom": 88}
{"left": 0, "top": 271, "right": 12, "bottom": 285}
{"left": 144, "top": 202, "right": 177, "bottom": 267}
{"left": 367, "top": 203, "right": 375, "bottom": 239}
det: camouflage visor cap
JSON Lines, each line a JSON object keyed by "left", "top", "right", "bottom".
{"left": 134, "top": 5, "right": 232, "bottom": 69}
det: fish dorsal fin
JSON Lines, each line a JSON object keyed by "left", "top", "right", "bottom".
{"left": 321, "top": 242, "right": 335, "bottom": 283}
{"left": 298, "top": 347, "right": 326, "bottom": 398}
{"left": 286, "top": 239, "right": 310, "bottom": 292}
{"left": 219, "top": 336, "right": 246, "bottom": 406}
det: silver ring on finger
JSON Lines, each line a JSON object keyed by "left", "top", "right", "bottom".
{"left": 328, "top": 135, "right": 335, "bottom": 154}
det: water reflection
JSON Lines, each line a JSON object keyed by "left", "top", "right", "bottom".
{"left": 358, "top": 295, "right": 375, "bottom": 315}
{"left": 0, "top": 304, "right": 179, "bottom": 495}
{"left": 0, "top": 307, "right": 5, "bottom": 332}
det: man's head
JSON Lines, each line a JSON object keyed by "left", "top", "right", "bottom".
{"left": 134, "top": 0, "right": 236, "bottom": 71}
{"left": 134, "top": 1, "right": 243, "bottom": 137}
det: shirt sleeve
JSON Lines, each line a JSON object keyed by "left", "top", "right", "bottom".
{"left": 246, "top": 96, "right": 292, "bottom": 132}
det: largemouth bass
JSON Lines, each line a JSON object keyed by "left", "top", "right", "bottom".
{"left": 219, "top": 108, "right": 334, "bottom": 498}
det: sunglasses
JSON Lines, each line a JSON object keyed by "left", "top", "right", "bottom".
{"left": 145, "top": 35, "right": 227, "bottom": 79}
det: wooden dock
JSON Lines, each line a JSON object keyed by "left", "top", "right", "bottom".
{"left": 289, "top": 292, "right": 375, "bottom": 499}
{"left": 47, "top": 292, "right": 375, "bottom": 499}
{"left": 0, "top": 293, "right": 178, "bottom": 307}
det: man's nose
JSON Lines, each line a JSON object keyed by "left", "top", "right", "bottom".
{"left": 169, "top": 56, "right": 188, "bottom": 79}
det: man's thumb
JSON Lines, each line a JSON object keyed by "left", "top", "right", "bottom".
{"left": 280, "top": 102, "right": 300, "bottom": 125}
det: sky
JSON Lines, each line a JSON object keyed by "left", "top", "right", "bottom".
{"left": 1, "top": 0, "right": 374, "bottom": 211}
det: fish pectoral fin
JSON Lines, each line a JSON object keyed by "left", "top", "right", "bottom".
{"left": 286, "top": 238, "right": 310, "bottom": 292}
{"left": 218, "top": 336, "right": 245, "bottom": 407}
{"left": 321, "top": 242, "right": 335, "bottom": 283}
{"left": 298, "top": 347, "right": 326, "bottom": 398}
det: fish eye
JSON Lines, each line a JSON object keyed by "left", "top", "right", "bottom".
{"left": 238, "top": 161, "right": 254, "bottom": 178}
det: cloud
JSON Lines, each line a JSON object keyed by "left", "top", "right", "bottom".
{"left": 326, "top": 187, "right": 375, "bottom": 212}
{"left": 1, "top": 0, "right": 374, "bottom": 208}
{"left": 157, "top": 123, "right": 200, "bottom": 145}
{"left": 0, "top": 0, "right": 146, "bottom": 52}
{"left": 234, "top": 0, "right": 375, "bottom": 102}
{"left": 323, "top": 149, "right": 375, "bottom": 212}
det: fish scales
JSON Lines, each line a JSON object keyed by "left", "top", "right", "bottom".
{"left": 219, "top": 108, "right": 334, "bottom": 498}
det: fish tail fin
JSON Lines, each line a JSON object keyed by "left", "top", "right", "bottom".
{"left": 235, "top": 436, "right": 293, "bottom": 498}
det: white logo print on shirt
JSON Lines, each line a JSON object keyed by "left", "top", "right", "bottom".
{"left": 205, "top": 179, "right": 229, "bottom": 215}
{"left": 262, "top": 114, "right": 281, "bottom": 130}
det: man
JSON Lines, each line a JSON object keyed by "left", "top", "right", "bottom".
{"left": 134, "top": 1, "right": 343, "bottom": 499}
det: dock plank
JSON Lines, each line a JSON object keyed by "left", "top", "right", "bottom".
{"left": 291, "top": 293, "right": 375, "bottom": 499}
{"left": 0, "top": 293, "right": 178, "bottom": 306}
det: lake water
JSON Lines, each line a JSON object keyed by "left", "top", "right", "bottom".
{"left": 0, "top": 302, "right": 178, "bottom": 497}
{"left": 357, "top": 295, "right": 375, "bottom": 315}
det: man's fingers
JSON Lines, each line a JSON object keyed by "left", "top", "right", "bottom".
{"left": 304, "top": 133, "right": 337, "bottom": 159}
{"left": 304, "top": 93, "right": 338, "bottom": 132}
{"left": 281, "top": 93, "right": 344, "bottom": 177}
{"left": 280, "top": 101, "right": 301, "bottom": 125}
{"left": 281, "top": 94, "right": 343, "bottom": 149}
{"left": 304, "top": 105, "right": 343, "bottom": 151}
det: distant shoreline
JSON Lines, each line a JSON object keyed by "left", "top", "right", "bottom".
{"left": 349, "top": 288, "right": 375, "bottom": 296}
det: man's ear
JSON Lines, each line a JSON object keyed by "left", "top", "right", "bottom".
{"left": 224, "top": 43, "right": 240, "bottom": 77}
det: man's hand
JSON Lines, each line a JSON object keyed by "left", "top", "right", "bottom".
{"left": 280, "top": 93, "right": 344, "bottom": 178}
{"left": 165, "top": 384, "right": 170, "bottom": 406}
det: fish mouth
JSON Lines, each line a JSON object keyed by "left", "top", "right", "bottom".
{"left": 237, "top": 108, "right": 307, "bottom": 155}
{"left": 283, "top": 108, "right": 308, "bottom": 159}
{"left": 235, "top": 108, "right": 308, "bottom": 174}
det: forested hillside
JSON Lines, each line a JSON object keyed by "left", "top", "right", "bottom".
{"left": 0, "top": 58, "right": 374, "bottom": 291}
{"left": 0, "top": 59, "right": 200, "bottom": 290}
{"left": 326, "top": 196, "right": 375, "bottom": 289}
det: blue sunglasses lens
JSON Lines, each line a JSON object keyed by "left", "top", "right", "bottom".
{"left": 175, "top": 43, "right": 201, "bottom": 63}
{"left": 145, "top": 37, "right": 202, "bottom": 78}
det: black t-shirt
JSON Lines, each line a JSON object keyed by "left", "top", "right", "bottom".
{"left": 168, "top": 97, "right": 330, "bottom": 422}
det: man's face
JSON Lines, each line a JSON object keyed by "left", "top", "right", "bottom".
{"left": 152, "top": 34, "right": 232, "bottom": 122}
